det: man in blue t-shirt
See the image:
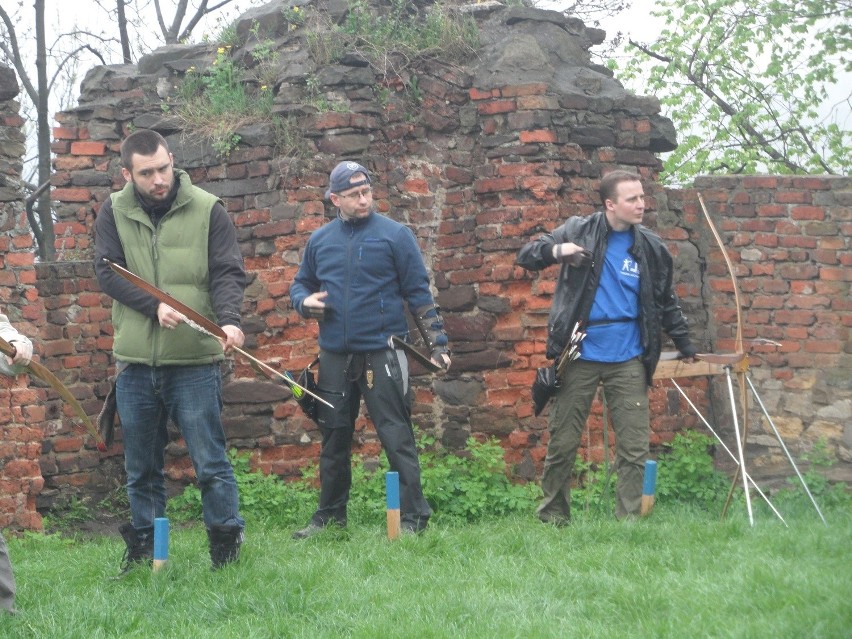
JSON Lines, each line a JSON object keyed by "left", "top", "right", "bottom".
{"left": 517, "top": 170, "right": 697, "bottom": 523}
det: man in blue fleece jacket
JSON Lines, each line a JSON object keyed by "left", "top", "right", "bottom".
{"left": 289, "top": 161, "right": 451, "bottom": 537}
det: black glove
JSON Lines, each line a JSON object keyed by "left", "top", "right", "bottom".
{"left": 557, "top": 248, "right": 592, "bottom": 267}
{"left": 532, "top": 365, "right": 560, "bottom": 416}
{"left": 303, "top": 306, "right": 329, "bottom": 321}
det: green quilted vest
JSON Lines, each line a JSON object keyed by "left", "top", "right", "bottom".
{"left": 110, "top": 170, "right": 224, "bottom": 365}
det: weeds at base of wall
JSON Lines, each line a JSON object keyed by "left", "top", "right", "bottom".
{"left": 41, "top": 431, "right": 847, "bottom": 533}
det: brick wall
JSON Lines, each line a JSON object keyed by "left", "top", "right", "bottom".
{"left": 669, "top": 178, "right": 851, "bottom": 482}
{"left": 0, "top": 64, "right": 46, "bottom": 530}
{"left": 1, "top": 4, "right": 848, "bottom": 528}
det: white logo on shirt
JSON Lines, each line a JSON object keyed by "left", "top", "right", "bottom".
{"left": 622, "top": 258, "right": 640, "bottom": 277}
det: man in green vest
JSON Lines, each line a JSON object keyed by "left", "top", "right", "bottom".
{"left": 94, "top": 129, "right": 247, "bottom": 570}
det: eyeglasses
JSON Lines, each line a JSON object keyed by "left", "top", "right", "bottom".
{"left": 337, "top": 187, "right": 373, "bottom": 199}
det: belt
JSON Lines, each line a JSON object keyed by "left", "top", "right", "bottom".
{"left": 586, "top": 317, "right": 637, "bottom": 327}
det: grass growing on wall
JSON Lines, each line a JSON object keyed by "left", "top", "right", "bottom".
{"left": 166, "top": 2, "right": 480, "bottom": 158}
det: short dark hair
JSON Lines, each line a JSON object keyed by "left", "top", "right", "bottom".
{"left": 599, "top": 170, "right": 642, "bottom": 204}
{"left": 120, "top": 130, "right": 170, "bottom": 170}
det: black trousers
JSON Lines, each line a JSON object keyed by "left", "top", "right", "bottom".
{"left": 310, "top": 348, "right": 432, "bottom": 527}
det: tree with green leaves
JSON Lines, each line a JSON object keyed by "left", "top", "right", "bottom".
{"left": 621, "top": 0, "right": 850, "bottom": 185}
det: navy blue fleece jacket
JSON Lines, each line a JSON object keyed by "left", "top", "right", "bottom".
{"left": 290, "top": 211, "right": 443, "bottom": 353}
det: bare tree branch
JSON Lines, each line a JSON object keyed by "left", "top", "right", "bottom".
{"left": 179, "top": 0, "right": 238, "bottom": 43}
{"left": 47, "top": 45, "right": 107, "bottom": 93}
{"left": 25, "top": 180, "right": 51, "bottom": 252}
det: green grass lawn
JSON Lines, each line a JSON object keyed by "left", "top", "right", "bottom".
{"left": 2, "top": 502, "right": 849, "bottom": 638}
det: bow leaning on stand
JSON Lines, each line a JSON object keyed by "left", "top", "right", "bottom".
{"left": 697, "top": 193, "right": 751, "bottom": 520}
{"left": 0, "top": 335, "right": 107, "bottom": 452}
{"left": 102, "top": 259, "right": 332, "bottom": 409}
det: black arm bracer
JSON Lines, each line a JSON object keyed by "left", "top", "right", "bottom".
{"left": 414, "top": 303, "right": 450, "bottom": 360}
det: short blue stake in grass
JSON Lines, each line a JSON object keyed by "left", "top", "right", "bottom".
{"left": 153, "top": 517, "right": 169, "bottom": 572}
{"left": 386, "top": 471, "right": 400, "bottom": 540}
{"left": 641, "top": 460, "right": 657, "bottom": 517}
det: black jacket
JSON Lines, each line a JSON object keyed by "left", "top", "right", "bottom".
{"left": 516, "top": 211, "right": 696, "bottom": 385}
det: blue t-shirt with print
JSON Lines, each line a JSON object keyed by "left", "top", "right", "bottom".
{"left": 580, "top": 229, "right": 643, "bottom": 363}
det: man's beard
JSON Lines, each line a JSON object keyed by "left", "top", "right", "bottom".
{"left": 134, "top": 177, "right": 177, "bottom": 208}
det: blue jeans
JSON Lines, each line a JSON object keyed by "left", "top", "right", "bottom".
{"left": 116, "top": 363, "right": 244, "bottom": 535}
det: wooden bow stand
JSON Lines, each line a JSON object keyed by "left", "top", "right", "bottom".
{"left": 654, "top": 352, "right": 826, "bottom": 527}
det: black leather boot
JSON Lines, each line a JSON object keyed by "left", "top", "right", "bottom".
{"left": 118, "top": 523, "right": 153, "bottom": 574}
{"left": 207, "top": 525, "right": 244, "bottom": 569}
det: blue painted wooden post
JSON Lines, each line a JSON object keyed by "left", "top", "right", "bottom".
{"left": 386, "top": 471, "right": 400, "bottom": 539}
{"left": 641, "top": 460, "right": 658, "bottom": 516}
{"left": 153, "top": 517, "right": 169, "bottom": 571}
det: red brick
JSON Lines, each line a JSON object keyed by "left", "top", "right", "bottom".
{"left": 742, "top": 176, "right": 779, "bottom": 188}
{"left": 813, "top": 249, "right": 839, "bottom": 264}
{"left": 474, "top": 177, "right": 516, "bottom": 193}
{"left": 1, "top": 460, "right": 39, "bottom": 479}
{"left": 469, "top": 88, "right": 497, "bottom": 100}
{"left": 500, "top": 83, "right": 548, "bottom": 97}
{"left": 53, "top": 437, "right": 84, "bottom": 453}
{"left": 751, "top": 295, "right": 785, "bottom": 309}
{"left": 70, "top": 141, "right": 107, "bottom": 155}
{"left": 756, "top": 204, "right": 785, "bottom": 217}
{"left": 5, "top": 253, "right": 33, "bottom": 268}
{"left": 787, "top": 294, "right": 831, "bottom": 309}
{"left": 791, "top": 177, "right": 832, "bottom": 189}
{"left": 820, "top": 267, "right": 851, "bottom": 281}
{"left": 476, "top": 100, "right": 516, "bottom": 115}
{"left": 783, "top": 326, "right": 809, "bottom": 340}
{"left": 818, "top": 236, "right": 846, "bottom": 250}
{"left": 63, "top": 355, "right": 89, "bottom": 369}
{"left": 2, "top": 114, "right": 24, "bottom": 127}
{"left": 804, "top": 340, "right": 842, "bottom": 353}
{"left": 775, "top": 191, "right": 811, "bottom": 204}
{"left": 774, "top": 310, "right": 816, "bottom": 325}
{"left": 779, "top": 235, "right": 817, "bottom": 248}
{"left": 509, "top": 430, "right": 530, "bottom": 448}
{"left": 52, "top": 187, "right": 92, "bottom": 202}
{"left": 254, "top": 220, "right": 295, "bottom": 238}
{"left": 401, "top": 178, "right": 429, "bottom": 194}
{"left": 790, "top": 206, "right": 825, "bottom": 221}
{"left": 519, "top": 129, "right": 557, "bottom": 143}
{"left": 52, "top": 126, "right": 79, "bottom": 140}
